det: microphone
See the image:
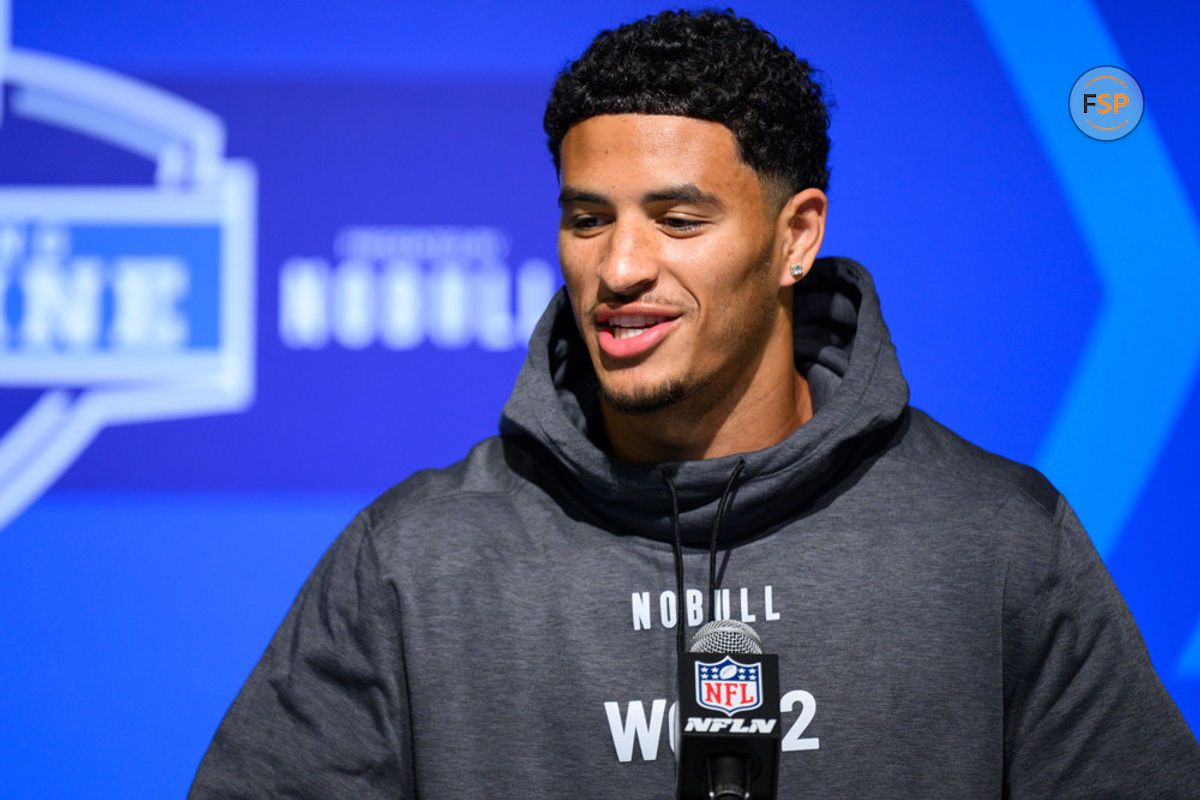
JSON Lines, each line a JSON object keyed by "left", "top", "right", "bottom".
{"left": 677, "top": 619, "right": 781, "bottom": 799}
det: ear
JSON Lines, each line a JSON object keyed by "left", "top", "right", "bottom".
{"left": 773, "top": 188, "right": 828, "bottom": 287}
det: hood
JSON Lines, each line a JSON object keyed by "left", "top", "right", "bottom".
{"left": 498, "top": 256, "right": 909, "bottom": 547}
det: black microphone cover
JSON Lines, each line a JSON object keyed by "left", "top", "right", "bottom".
{"left": 677, "top": 620, "right": 781, "bottom": 799}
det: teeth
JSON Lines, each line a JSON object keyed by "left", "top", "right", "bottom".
{"left": 610, "top": 314, "right": 664, "bottom": 328}
{"left": 604, "top": 313, "right": 674, "bottom": 342}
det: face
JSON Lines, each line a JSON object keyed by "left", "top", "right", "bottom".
{"left": 557, "top": 114, "right": 789, "bottom": 416}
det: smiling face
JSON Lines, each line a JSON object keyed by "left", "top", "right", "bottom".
{"left": 557, "top": 114, "right": 794, "bottom": 418}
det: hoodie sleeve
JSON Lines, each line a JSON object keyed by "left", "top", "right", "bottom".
{"left": 188, "top": 514, "right": 413, "bottom": 799}
{"left": 1003, "top": 498, "right": 1200, "bottom": 798}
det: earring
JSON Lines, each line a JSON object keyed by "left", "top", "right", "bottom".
{"left": 789, "top": 263, "right": 804, "bottom": 279}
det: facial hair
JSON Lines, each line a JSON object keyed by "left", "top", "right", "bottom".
{"left": 597, "top": 375, "right": 687, "bottom": 415}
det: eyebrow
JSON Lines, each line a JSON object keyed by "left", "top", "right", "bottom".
{"left": 641, "top": 183, "right": 724, "bottom": 209}
{"left": 558, "top": 187, "right": 608, "bottom": 207}
{"left": 557, "top": 183, "right": 724, "bottom": 210}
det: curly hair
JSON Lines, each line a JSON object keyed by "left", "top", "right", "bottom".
{"left": 543, "top": 9, "right": 832, "bottom": 196}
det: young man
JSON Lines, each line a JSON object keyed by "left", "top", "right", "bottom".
{"left": 191, "top": 10, "right": 1200, "bottom": 798}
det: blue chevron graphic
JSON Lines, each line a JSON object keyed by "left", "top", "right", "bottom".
{"left": 970, "top": 0, "right": 1200, "bottom": 676}
{"left": 969, "top": 1, "right": 1200, "bottom": 556}
{"left": 1180, "top": 625, "right": 1200, "bottom": 678}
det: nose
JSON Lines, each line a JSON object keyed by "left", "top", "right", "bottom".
{"left": 596, "top": 218, "right": 658, "bottom": 299}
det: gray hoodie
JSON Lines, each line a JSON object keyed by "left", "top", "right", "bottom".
{"left": 190, "top": 257, "right": 1200, "bottom": 798}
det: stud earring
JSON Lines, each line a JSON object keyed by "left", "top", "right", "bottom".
{"left": 789, "top": 263, "right": 804, "bottom": 279}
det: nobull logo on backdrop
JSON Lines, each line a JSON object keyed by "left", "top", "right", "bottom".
{"left": 0, "top": 3, "right": 257, "bottom": 528}
{"left": 279, "top": 226, "right": 557, "bottom": 351}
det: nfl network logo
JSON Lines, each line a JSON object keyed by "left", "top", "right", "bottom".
{"left": 0, "top": 1, "right": 256, "bottom": 528}
{"left": 696, "top": 656, "right": 763, "bottom": 716}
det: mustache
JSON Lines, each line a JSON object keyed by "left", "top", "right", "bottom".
{"left": 586, "top": 293, "right": 686, "bottom": 316}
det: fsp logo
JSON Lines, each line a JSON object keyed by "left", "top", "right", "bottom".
{"left": 1069, "top": 66, "right": 1144, "bottom": 141}
{"left": 0, "top": 2, "right": 257, "bottom": 528}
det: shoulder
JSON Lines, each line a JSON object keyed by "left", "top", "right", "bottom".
{"left": 876, "top": 408, "right": 1073, "bottom": 596}
{"left": 891, "top": 407, "right": 1063, "bottom": 520}
{"left": 337, "top": 434, "right": 573, "bottom": 597}
{"left": 344, "top": 435, "right": 568, "bottom": 571}
{"left": 358, "top": 435, "right": 523, "bottom": 531}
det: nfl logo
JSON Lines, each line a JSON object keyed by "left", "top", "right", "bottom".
{"left": 695, "top": 655, "right": 763, "bottom": 716}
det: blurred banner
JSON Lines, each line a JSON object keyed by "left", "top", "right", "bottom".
{"left": 1, "top": 1, "right": 1197, "bottom": 796}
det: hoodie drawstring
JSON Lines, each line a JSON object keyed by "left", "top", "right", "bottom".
{"left": 708, "top": 459, "right": 746, "bottom": 624}
{"left": 660, "top": 458, "right": 746, "bottom": 655}
{"left": 661, "top": 469, "right": 687, "bottom": 655}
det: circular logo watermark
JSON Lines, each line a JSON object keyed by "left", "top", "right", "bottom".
{"left": 1069, "top": 66, "right": 1144, "bottom": 141}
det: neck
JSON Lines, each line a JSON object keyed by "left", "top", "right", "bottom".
{"left": 600, "top": 330, "right": 813, "bottom": 463}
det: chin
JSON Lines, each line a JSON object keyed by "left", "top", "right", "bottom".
{"left": 598, "top": 376, "right": 687, "bottom": 415}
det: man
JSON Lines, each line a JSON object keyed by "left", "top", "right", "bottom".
{"left": 191, "top": 10, "right": 1200, "bottom": 798}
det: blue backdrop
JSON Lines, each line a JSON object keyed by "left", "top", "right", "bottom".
{"left": 1, "top": 1, "right": 1197, "bottom": 796}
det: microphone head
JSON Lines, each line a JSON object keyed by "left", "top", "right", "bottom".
{"left": 689, "top": 618, "right": 763, "bottom": 654}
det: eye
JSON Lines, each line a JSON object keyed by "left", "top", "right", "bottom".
{"left": 567, "top": 214, "right": 609, "bottom": 233}
{"left": 661, "top": 216, "right": 705, "bottom": 234}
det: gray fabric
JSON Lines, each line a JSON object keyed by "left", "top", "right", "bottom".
{"left": 190, "top": 257, "right": 1200, "bottom": 798}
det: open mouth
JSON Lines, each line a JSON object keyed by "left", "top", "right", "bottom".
{"left": 606, "top": 314, "right": 676, "bottom": 340}
{"left": 595, "top": 311, "right": 681, "bottom": 357}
